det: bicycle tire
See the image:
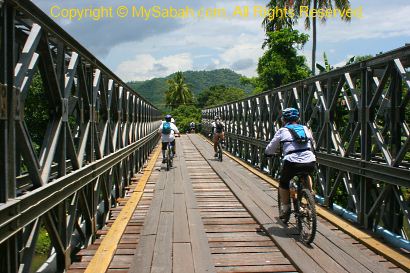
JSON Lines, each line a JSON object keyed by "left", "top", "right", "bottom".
{"left": 170, "top": 148, "right": 173, "bottom": 167}
{"left": 297, "top": 188, "right": 317, "bottom": 244}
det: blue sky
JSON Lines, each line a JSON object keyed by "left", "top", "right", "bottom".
{"left": 34, "top": 0, "right": 410, "bottom": 81}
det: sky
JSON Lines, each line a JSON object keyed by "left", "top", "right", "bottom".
{"left": 33, "top": 0, "right": 410, "bottom": 81}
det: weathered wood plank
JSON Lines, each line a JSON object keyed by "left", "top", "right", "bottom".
{"left": 173, "top": 243, "right": 195, "bottom": 273}
{"left": 128, "top": 235, "right": 156, "bottom": 273}
{"left": 173, "top": 194, "right": 190, "bottom": 243}
{"left": 151, "top": 212, "right": 173, "bottom": 273}
{"left": 187, "top": 208, "right": 217, "bottom": 273}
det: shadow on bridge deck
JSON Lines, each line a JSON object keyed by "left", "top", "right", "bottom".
{"left": 68, "top": 134, "right": 408, "bottom": 273}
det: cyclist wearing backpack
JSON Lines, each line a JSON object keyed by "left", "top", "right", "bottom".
{"left": 264, "top": 108, "right": 316, "bottom": 220}
{"left": 158, "top": 114, "right": 179, "bottom": 163}
{"left": 189, "top": 122, "right": 196, "bottom": 133}
{"left": 211, "top": 115, "right": 225, "bottom": 157}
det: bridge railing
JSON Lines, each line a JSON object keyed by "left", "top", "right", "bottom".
{"left": 202, "top": 45, "right": 410, "bottom": 242}
{"left": 0, "top": 0, "right": 161, "bottom": 271}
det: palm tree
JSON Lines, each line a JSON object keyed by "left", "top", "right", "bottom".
{"left": 262, "top": 0, "right": 296, "bottom": 32}
{"left": 263, "top": 0, "right": 351, "bottom": 75}
{"left": 293, "top": 0, "right": 351, "bottom": 75}
{"left": 165, "top": 72, "right": 193, "bottom": 109}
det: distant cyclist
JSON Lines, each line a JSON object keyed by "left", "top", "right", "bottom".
{"left": 211, "top": 115, "right": 225, "bottom": 157}
{"left": 158, "top": 114, "right": 179, "bottom": 163}
{"left": 264, "top": 108, "right": 316, "bottom": 221}
{"left": 189, "top": 122, "right": 195, "bottom": 133}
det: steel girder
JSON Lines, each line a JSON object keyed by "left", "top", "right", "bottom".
{"left": 0, "top": 1, "right": 162, "bottom": 272}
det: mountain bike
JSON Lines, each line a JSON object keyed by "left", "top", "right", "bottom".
{"left": 278, "top": 172, "right": 317, "bottom": 245}
{"left": 165, "top": 142, "right": 174, "bottom": 171}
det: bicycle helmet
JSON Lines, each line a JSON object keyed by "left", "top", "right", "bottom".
{"left": 282, "top": 108, "right": 299, "bottom": 122}
{"left": 165, "top": 114, "right": 172, "bottom": 122}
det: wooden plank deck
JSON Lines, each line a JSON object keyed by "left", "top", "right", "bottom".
{"left": 69, "top": 135, "right": 409, "bottom": 273}
{"left": 188, "top": 134, "right": 408, "bottom": 273}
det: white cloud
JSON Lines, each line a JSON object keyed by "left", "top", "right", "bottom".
{"left": 116, "top": 53, "right": 193, "bottom": 81}
{"left": 302, "top": 5, "right": 410, "bottom": 43}
{"left": 332, "top": 55, "right": 355, "bottom": 68}
{"left": 219, "top": 42, "right": 263, "bottom": 76}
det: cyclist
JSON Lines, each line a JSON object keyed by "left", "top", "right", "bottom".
{"left": 264, "top": 108, "right": 316, "bottom": 221}
{"left": 189, "top": 122, "right": 196, "bottom": 133}
{"left": 211, "top": 115, "right": 225, "bottom": 157}
{"left": 158, "top": 114, "right": 179, "bottom": 163}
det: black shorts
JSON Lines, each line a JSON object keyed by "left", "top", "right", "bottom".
{"left": 162, "top": 140, "right": 175, "bottom": 150}
{"left": 279, "top": 160, "right": 316, "bottom": 189}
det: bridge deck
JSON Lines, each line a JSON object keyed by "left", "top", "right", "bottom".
{"left": 68, "top": 134, "right": 408, "bottom": 273}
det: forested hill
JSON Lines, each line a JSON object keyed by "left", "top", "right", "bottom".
{"left": 127, "top": 69, "right": 253, "bottom": 108}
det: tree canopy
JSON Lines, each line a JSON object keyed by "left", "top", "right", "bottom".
{"left": 165, "top": 71, "right": 193, "bottom": 109}
{"left": 196, "top": 85, "right": 248, "bottom": 108}
{"left": 255, "top": 28, "right": 310, "bottom": 92}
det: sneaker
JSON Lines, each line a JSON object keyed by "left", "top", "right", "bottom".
{"left": 214, "top": 153, "right": 218, "bottom": 157}
{"left": 162, "top": 158, "right": 166, "bottom": 163}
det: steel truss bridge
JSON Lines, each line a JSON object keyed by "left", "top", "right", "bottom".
{"left": 0, "top": 0, "right": 409, "bottom": 272}
{"left": 202, "top": 44, "right": 410, "bottom": 234}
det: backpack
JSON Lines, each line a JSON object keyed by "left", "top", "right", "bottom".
{"left": 162, "top": 122, "right": 172, "bottom": 134}
{"left": 284, "top": 124, "right": 309, "bottom": 144}
{"left": 215, "top": 122, "right": 224, "bottom": 133}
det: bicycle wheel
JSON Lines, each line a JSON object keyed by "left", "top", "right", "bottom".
{"left": 297, "top": 188, "right": 317, "bottom": 244}
{"left": 169, "top": 147, "right": 173, "bottom": 167}
{"left": 218, "top": 142, "right": 223, "bottom": 162}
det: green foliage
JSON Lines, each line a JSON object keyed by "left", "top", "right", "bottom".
{"left": 316, "top": 52, "right": 333, "bottom": 73}
{"left": 317, "top": 54, "right": 373, "bottom": 74}
{"left": 170, "top": 105, "right": 202, "bottom": 133}
{"left": 256, "top": 29, "right": 310, "bottom": 92}
{"left": 196, "top": 85, "right": 248, "bottom": 108}
{"left": 165, "top": 71, "right": 193, "bottom": 109}
{"left": 128, "top": 69, "right": 253, "bottom": 111}
{"left": 262, "top": 0, "right": 297, "bottom": 32}
{"left": 35, "top": 226, "right": 51, "bottom": 255}
{"left": 352, "top": 55, "right": 373, "bottom": 63}
{"left": 31, "top": 226, "right": 51, "bottom": 273}
{"left": 25, "top": 73, "right": 50, "bottom": 153}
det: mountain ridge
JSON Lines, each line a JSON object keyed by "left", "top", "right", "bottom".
{"left": 127, "top": 69, "right": 253, "bottom": 110}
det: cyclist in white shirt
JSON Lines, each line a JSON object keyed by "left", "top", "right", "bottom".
{"left": 265, "top": 108, "right": 316, "bottom": 220}
{"left": 158, "top": 114, "right": 179, "bottom": 163}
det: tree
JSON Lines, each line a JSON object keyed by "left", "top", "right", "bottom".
{"left": 256, "top": 29, "right": 310, "bottom": 92}
{"left": 165, "top": 71, "right": 193, "bottom": 109}
{"left": 196, "top": 85, "right": 247, "bottom": 108}
{"left": 292, "top": 0, "right": 351, "bottom": 75}
{"left": 262, "top": 0, "right": 296, "bottom": 32}
{"left": 263, "top": 0, "right": 351, "bottom": 75}
{"left": 170, "top": 105, "right": 202, "bottom": 133}
{"left": 316, "top": 53, "right": 372, "bottom": 74}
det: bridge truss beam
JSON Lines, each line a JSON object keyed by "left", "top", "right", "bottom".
{"left": 0, "top": 1, "right": 162, "bottom": 272}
